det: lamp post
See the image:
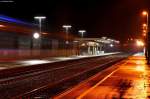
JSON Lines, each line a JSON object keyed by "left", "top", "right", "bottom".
{"left": 78, "top": 30, "right": 86, "bottom": 55}
{"left": 142, "top": 11, "right": 148, "bottom": 32}
{"left": 142, "top": 11, "right": 149, "bottom": 61}
{"left": 62, "top": 25, "right": 72, "bottom": 44}
{"left": 62, "top": 25, "right": 72, "bottom": 56}
{"left": 34, "top": 16, "right": 46, "bottom": 49}
{"left": 78, "top": 30, "right": 86, "bottom": 38}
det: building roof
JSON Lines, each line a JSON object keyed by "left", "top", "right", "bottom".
{"left": 75, "top": 37, "right": 120, "bottom": 44}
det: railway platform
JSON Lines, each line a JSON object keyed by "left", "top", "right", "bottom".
{"left": 54, "top": 53, "right": 150, "bottom": 99}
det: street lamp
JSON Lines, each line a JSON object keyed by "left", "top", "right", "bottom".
{"left": 34, "top": 16, "right": 46, "bottom": 48}
{"left": 34, "top": 16, "right": 46, "bottom": 35}
{"left": 62, "top": 25, "right": 72, "bottom": 44}
{"left": 142, "top": 11, "right": 149, "bottom": 60}
{"left": 142, "top": 11, "right": 148, "bottom": 33}
{"left": 78, "top": 30, "right": 86, "bottom": 56}
{"left": 62, "top": 25, "right": 72, "bottom": 57}
{"left": 78, "top": 30, "right": 86, "bottom": 38}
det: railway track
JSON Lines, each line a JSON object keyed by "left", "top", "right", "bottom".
{"left": 0, "top": 53, "right": 130, "bottom": 99}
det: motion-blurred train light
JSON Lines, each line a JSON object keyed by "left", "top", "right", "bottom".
{"left": 0, "top": 25, "right": 5, "bottom": 27}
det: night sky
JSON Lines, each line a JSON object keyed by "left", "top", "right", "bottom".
{"left": 0, "top": 0, "right": 149, "bottom": 42}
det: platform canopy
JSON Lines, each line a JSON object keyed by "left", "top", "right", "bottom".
{"left": 75, "top": 37, "right": 120, "bottom": 44}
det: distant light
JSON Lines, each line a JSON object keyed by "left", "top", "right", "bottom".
{"left": 78, "top": 30, "right": 86, "bottom": 33}
{"left": 81, "top": 43, "right": 86, "bottom": 46}
{"left": 34, "top": 16, "right": 46, "bottom": 19}
{"left": 42, "top": 32, "right": 48, "bottom": 35}
{"left": 142, "top": 11, "right": 148, "bottom": 16}
{"left": 115, "top": 41, "right": 120, "bottom": 44}
{"left": 66, "top": 41, "right": 69, "bottom": 44}
{"left": 87, "top": 42, "right": 95, "bottom": 46}
{"left": 136, "top": 40, "right": 144, "bottom": 46}
{"left": 62, "top": 25, "right": 72, "bottom": 28}
{"left": 33, "top": 32, "right": 40, "bottom": 39}
{"left": 143, "top": 30, "right": 146, "bottom": 33}
{"left": 143, "top": 33, "right": 146, "bottom": 36}
{"left": 110, "top": 44, "right": 114, "bottom": 47}
{"left": 74, "top": 41, "right": 79, "bottom": 42}
{"left": 143, "top": 23, "right": 147, "bottom": 27}
{"left": 79, "top": 30, "right": 86, "bottom": 37}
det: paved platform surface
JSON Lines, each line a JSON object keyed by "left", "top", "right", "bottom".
{"left": 54, "top": 53, "right": 150, "bottom": 99}
{"left": 0, "top": 52, "right": 119, "bottom": 70}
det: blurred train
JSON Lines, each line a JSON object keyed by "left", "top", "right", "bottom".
{"left": 0, "top": 15, "right": 121, "bottom": 59}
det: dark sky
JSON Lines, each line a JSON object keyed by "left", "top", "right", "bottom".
{"left": 0, "top": 0, "right": 149, "bottom": 42}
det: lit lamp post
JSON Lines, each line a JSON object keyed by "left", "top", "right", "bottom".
{"left": 62, "top": 25, "right": 72, "bottom": 56}
{"left": 78, "top": 30, "right": 86, "bottom": 38}
{"left": 142, "top": 11, "right": 149, "bottom": 60}
{"left": 78, "top": 30, "right": 86, "bottom": 55}
{"left": 142, "top": 11, "right": 148, "bottom": 31}
{"left": 62, "top": 25, "right": 72, "bottom": 44}
{"left": 34, "top": 16, "right": 46, "bottom": 48}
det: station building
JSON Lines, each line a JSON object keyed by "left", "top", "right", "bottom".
{"left": 75, "top": 37, "right": 120, "bottom": 55}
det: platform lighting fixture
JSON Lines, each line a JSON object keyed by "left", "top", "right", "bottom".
{"left": 142, "top": 11, "right": 148, "bottom": 33}
{"left": 34, "top": 16, "right": 46, "bottom": 34}
{"left": 62, "top": 25, "right": 72, "bottom": 44}
{"left": 78, "top": 30, "right": 86, "bottom": 38}
{"left": 34, "top": 16, "right": 46, "bottom": 48}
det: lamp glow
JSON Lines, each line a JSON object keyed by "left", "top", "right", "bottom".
{"left": 79, "top": 30, "right": 86, "bottom": 38}
{"left": 62, "top": 25, "right": 72, "bottom": 28}
{"left": 143, "top": 30, "right": 146, "bottom": 33}
{"left": 143, "top": 24, "right": 147, "bottom": 27}
{"left": 33, "top": 33, "right": 40, "bottom": 39}
{"left": 110, "top": 44, "right": 114, "bottom": 47}
{"left": 34, "top": 16, "right": 46, "bottom": 19}
{"left": 136, "top": 40, "right": 144, "bottom": 46}
{"left": 142, "top": 11, "right": 148, "bottom": 16}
